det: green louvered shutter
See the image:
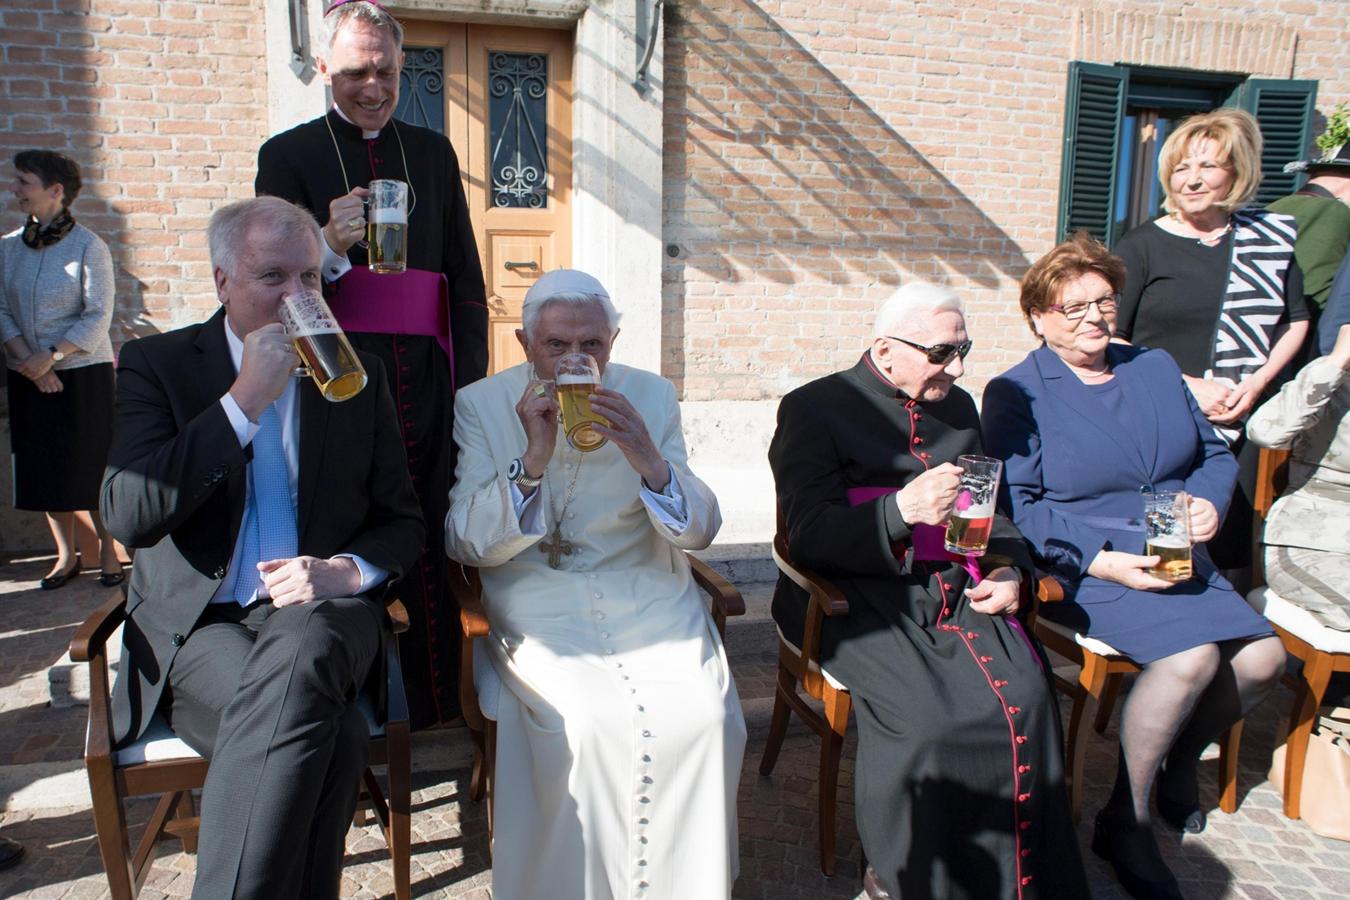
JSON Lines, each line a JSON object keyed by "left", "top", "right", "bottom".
{"left": 1057, "top": 63, "right": 1127, "bottom": 245}
{"left": 1232, "top": 79, "right": 1319, "bottom": 205}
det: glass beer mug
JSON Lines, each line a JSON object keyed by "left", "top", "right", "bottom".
{"left": 367, "top": 179, "right": 408, "bottom": 275}
{"left": 555, "top": 352, "right": 609, "bottom": 452}
{"left": 278, "top": 290, "right": 368, "bottom": 402}
{"left": 1144, "top": 490, "right": 1193, "bottom": 582}
{"left": 944, "top": 455, "right": 1002, "bottom": 556}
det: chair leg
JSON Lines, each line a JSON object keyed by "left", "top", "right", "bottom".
{"left": 485, "top": 719, "right": 497, "bottom": 851}
{"left": 1217, "top": 723, "right": 1242, "bottom": 815}
{"left": 387, "top": 721, "right": 411, "bottom": 900}
{"left": 759, "top": 664, "right": 795, "bottom": 776}
{"left": 1093, "top": 672, "right": 1124, "bottom": 735}
{"left": 468, "top": 724, "right": 488, "bottom": 802}
{"left": 87, "top": 758, "right": 136, "bottom": 900}
{"left": 1282, "top": 651, "right": 1334, "bottom": 820}
{"left": 817, "top": 687, "right": 851, "bottom": 877}
{"left": 1065, "top": 653, "right": 1111, "bottom": 824}
{"left": 174, "top": 790, "right": 199, "bottom": 854}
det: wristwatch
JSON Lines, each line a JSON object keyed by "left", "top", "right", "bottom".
{"left": 507, "top": 457, "right": 543, "bottom": 489}
{"left": 49, "top": 346, "right": 65, "bottom": 362}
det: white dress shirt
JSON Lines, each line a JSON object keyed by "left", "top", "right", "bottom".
{"left": 210, "top": 320, "right": 388, "bottom": 604}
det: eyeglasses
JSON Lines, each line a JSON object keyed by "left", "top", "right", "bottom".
{"left": 885, "top": 335, "right": 973, "bottom": 366}
{"left": 1047, "top": 294, "right": 1119, "bottom": 321}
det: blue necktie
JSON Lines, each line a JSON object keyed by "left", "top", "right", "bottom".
{"left": 231, "top": 403, "right": 299, "bottom": 604}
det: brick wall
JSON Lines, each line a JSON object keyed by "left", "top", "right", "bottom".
{"left": 663, "top": 0, "right": 1350, "bottom": 400}
{"left": 0, "top": 0, "right": 269, "bottom": 342}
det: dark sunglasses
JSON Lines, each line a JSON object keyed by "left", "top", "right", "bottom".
{"left": 885, "top": 335, "right": 973, "bottom": 366}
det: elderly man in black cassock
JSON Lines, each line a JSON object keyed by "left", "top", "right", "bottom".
{"left": 255, "top": 0, "right": 487, "bottom": 727}
{"left": 770, "top": 282, "right": 1088, "bottom": 900}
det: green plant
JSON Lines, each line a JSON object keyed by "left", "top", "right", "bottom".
{"left": 1316, "top": 103, "right": 1350, "bottom": 154}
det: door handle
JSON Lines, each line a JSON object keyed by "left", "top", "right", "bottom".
{"left": 503, "top": 260, "right": 539, "bottom": 272}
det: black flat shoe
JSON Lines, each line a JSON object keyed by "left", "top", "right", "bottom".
{"left": 99, "top": 570, "right": 126, "bottom": 588}
{"left": 1092, "top": 812, "right": 1186, "bottom": 900}
{"left": 0, "top": 835, "right": 24, "bottom": 871}
{"left": 39, "top": 562, "right": 79, "bottom": 590}
{"left": 1157, "top": 794, "right": 1206, "bottom": 834}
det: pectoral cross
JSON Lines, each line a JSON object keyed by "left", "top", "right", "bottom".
{"left": 540, "top": 524, "right": 574, "bottom": 569}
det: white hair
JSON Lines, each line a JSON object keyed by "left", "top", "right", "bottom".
{"left": 522, "top": 291, "right": 621, "bottom": 341}
{"left": 208, "top": 196, "right": 322, "bottom": 278}
{"left": 320, "top": 1, "right": 404, "bottom": 57}
{"left": 872, "top": 280, "right": 964, "bottom": 339}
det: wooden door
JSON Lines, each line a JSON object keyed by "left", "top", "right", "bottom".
{"left": 400, "top": 21, "right": 573, "bottom": 374}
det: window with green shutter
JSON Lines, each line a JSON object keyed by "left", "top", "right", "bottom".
{"left": 1057, "top": 65, "right": 1318, "bottom": 248}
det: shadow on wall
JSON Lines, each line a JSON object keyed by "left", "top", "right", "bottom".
{"left": 661, "top": 1, "right": 1033, "bottom": 395}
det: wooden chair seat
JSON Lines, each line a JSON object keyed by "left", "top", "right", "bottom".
{"left": 452, "top": 555, "right": 746, "bottom": 854}
{"left": 71, "top": 592, "right": 412, "bottom": 900}
{"left": 773, "top": 624, "right": 847, "bottom": 691}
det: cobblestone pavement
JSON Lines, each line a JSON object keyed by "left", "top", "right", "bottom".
{"left": 2, "top": 557, "right": 1348, "bottom": 898}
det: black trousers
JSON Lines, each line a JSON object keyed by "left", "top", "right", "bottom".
{"left": 165, "top": 596, "right": 383, "bottom": 900}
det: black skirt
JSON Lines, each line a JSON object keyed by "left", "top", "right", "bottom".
{"left": 7, "top": 362, "right": 115, "bottom": 511}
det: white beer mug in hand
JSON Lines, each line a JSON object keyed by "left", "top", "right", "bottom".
{"left": 278, "top": 290, "right": 368, "bottom": 402}
{"left": 367, "top": 179, "right": 408, "bottom": 274}
{"left": 555, "top": 352, "right": 609, "bottom": 452}
{"left": 945, "top": 455, "right": 1001, "bottom": 556}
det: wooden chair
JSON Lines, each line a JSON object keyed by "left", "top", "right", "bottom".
{"left": 1247, "top": 447, "right": 1350, "bottom": 820}
{"left": 450, "top": 555, "right": 746, "bottom": 854}
{"left": 758, "top": 515, "right": 851, "bottom": 875}
{"left": 1032, "top": 577, "right": 1243, "bottom": 823}
{"left": 69, "top": 592, "right": 413, "bottom": 900}
{"left": 760, "top": 511, "right": 1079, "bottom": 874}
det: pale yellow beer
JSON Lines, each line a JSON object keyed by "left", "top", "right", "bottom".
{"left": 558, "top": 375, "right": 608, "bottom": 452}
{"left": 367, "top": 209, "right": 407, "bottom": 275}
{"left": 279, "top": 290, "right": 368, "bottom": 402}
{"left": 946, "top": 509, "right": 995, "bottom": 556}
{"left": 293, "top": 330, "right": 368, "bottom": 402}
{"left": 367, "top": 180, "right": 408, "bottom": 274}
{"left": 1146, "top": 535, "right": 1193, "bottom": 583}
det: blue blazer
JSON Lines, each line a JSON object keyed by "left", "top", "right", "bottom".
{"left": 980, "top": 344, "right": 1238, "bottom": 604}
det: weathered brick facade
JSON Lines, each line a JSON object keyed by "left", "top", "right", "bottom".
{"left": 662, "top": 0, "right": 1350, "bottom": 399}
{"left": 0, "top": 0, "right": 269, "bottom": 341}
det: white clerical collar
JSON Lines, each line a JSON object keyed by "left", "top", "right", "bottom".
{"left": 332, "top": 104, "right": 382, "bottom": 140}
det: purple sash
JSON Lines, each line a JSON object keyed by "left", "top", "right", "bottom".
{"left": 845, "top": 486, "right": 982, "bottom": 582}
{"left": 327, "top": 266, "right": 455, "bottom": 388}
{"left": 845, "top": 485, "right": 1042, "bottom": 666}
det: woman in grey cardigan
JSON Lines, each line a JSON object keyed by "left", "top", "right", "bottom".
{"left": 2, "top": 150, "right": 121, "bottom": 588}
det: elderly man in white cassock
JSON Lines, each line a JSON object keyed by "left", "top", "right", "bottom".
{"left": 445, "top": 269, "right": 746, "bottom": 900}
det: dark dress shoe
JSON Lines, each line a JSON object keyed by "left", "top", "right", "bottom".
{"left": 39, "top": 562, "right": 79, "bottom": 590}
{"left": 99, "top": 570, "right": 126, "bottom": 588}
{"left": 862, "top": 866, "right": 896, "bottom": 899}
{"left": 0, "top": 835, "right": 24, "bottom": 871}
{"left": 1092, "top": 812, "right": 1186, "bottom": 900}
{"left": 1157, "top": 794, "right": 1206, "bottom": 834}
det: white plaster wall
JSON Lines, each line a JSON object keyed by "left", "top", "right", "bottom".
{"left": 264, "top": 0, "right": 330, "bottom": 134}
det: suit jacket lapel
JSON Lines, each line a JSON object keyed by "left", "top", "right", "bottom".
{"left": 1108, "top": 345, "right": 1162, "bottom": 479}
{"left": 1031, "top": 345, "right": 1151, "bottom": 482}
{"left": 193, "top": 311, "right": 249, "bottom": 539}
{"left": 297, "top": 378, "right": 330, "bottom": 549}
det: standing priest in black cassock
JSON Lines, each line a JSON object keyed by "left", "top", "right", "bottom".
{"left": 769, "top": 282, "right": 1088, "bottom": 900}
{"left": 255, "top": 0, "right": 487, "bottom": 727}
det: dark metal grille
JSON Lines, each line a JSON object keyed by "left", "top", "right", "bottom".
{"left": 395, "top": 47, "right": 445, "bottom": 135}
{"left": 488, "top": 51, "right": 549, "bottom": 209}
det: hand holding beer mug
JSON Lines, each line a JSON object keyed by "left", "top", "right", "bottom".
{"left": 944, "top": 455, "right": 1002, "bottom": 556}
{"left": 367, "top": 179, "right": 408, "bottom": 274}
{"left": 278, "top": 290, "right": 368, "bottom": 402}
{"left": 1144, "top": 490, "right": 1193, "bottom": 582}
{"left": 556, "top": 352, "right": 609, "bottom": 452}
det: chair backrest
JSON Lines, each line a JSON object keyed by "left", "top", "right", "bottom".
{"left": 1253, "top": 447, "right": 1292, "bottom": 523}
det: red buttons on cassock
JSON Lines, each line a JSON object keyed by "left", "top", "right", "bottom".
{"left": 1021, "top": 876, "right": 1033, "bottom": 886}
{"left": 1020, "top": 821, "right": 1031, "bottom": 831}
{"left": 966, "top": 631, "right": 978, "bottom": 639}
{"left": 980, "top": 655, "right": 993, "bottom": 663}
{"left": 1015, "top": 735, "right": 1028, "bottom": 744}
{"left": 920, "top": 452, "right": 931, "bottom": 460}
{"left": 914, "top": 413, "right": 922, "bottom": 421}
{"left": 1008, "top": 706, "right": 1021, "bottom": 715}
{"left": 1018, "top": 764, "right": 1031, "bottom": 773}
{"left": 913, "top": 437, "right": 924, "bottom": 445}
{"left": 994, "top": 679, "right": 1008, "bottom": 687}
{"left": 942, "top": 582, "right": 953, "bottom": 590}
{"left": 1021, "top": 849, "right": 1032, "bottom": 858}
{"left": 1019, "top": 793, "right": 1031, "bottom": 802}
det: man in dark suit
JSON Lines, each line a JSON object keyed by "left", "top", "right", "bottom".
{"left": 101, "top": 196, "right": 423, "bottom": 898}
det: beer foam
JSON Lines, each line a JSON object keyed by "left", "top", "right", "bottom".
{"left": 957, "top": 501, "right": 994, "bottom": 518}
{"left": 556, "top": 373, "right": 597, "bottom": 386}
{"left": 1147, "top": 535, "right": 1189, "bottom": 549}
{"left": 371, "top": 208, "right": 406, "bottom": 225}
{"left": 287, "top": 325, "right": 343, "bottom": 337}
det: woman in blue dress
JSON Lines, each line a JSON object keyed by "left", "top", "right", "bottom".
{"left": 981, "top": 234, "right": 1285, "bottom": 900}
